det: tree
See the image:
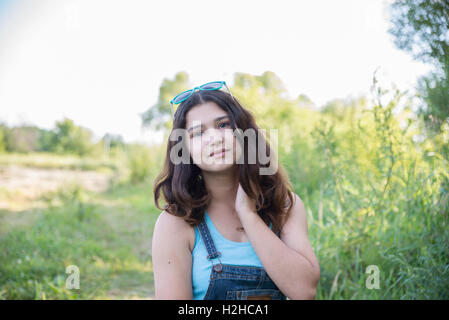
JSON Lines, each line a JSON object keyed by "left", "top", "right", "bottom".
{"left": 53, "top": 118, "right": 94, "bottom": 156}
{"left": 0, "top": 122, "right": 57, "bottom": 153}
{"left": 101, "top": 133, "right": 125, "bottom": 154}
{"left": 0, "top": 124, "right": 41, "bottom": 153}
{"left": 388, "top": 0, "right": 449, "bottom": 132}
{"left": 38, "top": 128, "right": 58, "bottom": 152}
{"left": 140, "top": 71, "right": 191, "bottom": 132}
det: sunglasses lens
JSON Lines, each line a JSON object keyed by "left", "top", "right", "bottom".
{"left": 200, "top": 82, "right": 222, "bottom": 90}
{"left": 173, "top": 90, "right": 193, "bottom": 104}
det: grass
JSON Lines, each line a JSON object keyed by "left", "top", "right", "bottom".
{"left": 1, "top": 150, "right": 447, "bottom": 299}
{"left": 298, "top": 82, "right": 449, "bottom": 299}
{"left": 0, "top": 182, "right": 159, "bottom": 299}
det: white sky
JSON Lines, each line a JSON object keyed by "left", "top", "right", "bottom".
{"left": 0, "top": 0, "right": 432, "bottom": 145}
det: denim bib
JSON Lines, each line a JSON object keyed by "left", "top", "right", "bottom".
{"left": 195, "top": 213, "right": 287, "bottom": 300}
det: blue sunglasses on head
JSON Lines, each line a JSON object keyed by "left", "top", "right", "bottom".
{"left": 169, "top": 81, "right": 235, "bottom": 118}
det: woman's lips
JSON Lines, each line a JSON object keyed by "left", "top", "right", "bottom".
{"left": 210, "top": 148, "right": 228, "bottom": 157}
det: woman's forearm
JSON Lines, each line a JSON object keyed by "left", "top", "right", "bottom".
{"left": 239, "top": 210, "right": 319, "bottom": 299}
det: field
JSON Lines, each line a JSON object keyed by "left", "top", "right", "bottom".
{"left": 0, "top": 152, "right": 159, "bottom": 299}
{"left": 1, "top": 88, "right": 448, "bottom": 300}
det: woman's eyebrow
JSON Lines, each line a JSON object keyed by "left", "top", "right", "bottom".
{"left": 187, "top": 115, "right": 229, "bottom": 132}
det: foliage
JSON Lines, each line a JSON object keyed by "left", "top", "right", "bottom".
{"left": 388, "top": 0, "right": 449, "bottom": 133}
{"left": 125, "top": 143, "right": 164, "bottom": 184}
{"left": 101, "top": 133, "right": 125, "bottom": 155}
{"left": 51, "top": 118, "right": 95, "bottom": 156}
{"left": 307, "top": 73, "right": 449, "bottom": 299}
{"left": 0, "top": 118, "right": 99, "bottom": 156}
{"left": 141, "top": 71, "right": 191, "bottom": 131}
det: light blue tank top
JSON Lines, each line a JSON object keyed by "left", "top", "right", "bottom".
{"left": 191, "top": 210, "right": 271, "bottom": 300}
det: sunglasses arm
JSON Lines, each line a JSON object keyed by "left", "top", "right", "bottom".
{"left": 170, "top": 102, "right": 175, "bottom": 118}
{"left": 224, "top": 83, "right": 235, "bottom": 101}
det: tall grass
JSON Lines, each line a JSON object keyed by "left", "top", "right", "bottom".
{"left": 282, "top": 76, "right": 449, "bottom": 299}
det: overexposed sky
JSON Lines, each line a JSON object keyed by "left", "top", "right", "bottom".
{"left": 0, "top": 0, "right": 432, "bottom": 144}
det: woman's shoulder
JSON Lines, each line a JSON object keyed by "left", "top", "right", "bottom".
{"left": 153, "top": 210, "right": 196, "bottom": 252}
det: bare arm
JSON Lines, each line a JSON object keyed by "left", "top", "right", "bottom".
{"left": 151, "top": 211, "right": 193, "bottom": 299}
{"left": 238, "top": 193, "right": 320, "bottom": 299}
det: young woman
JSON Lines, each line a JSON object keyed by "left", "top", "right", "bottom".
{"left": 152, "top": 81, "right": 320, "bottom": 300}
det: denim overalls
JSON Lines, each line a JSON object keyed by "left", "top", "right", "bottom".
{"left": 196, "top": 217, "right": 287, "bottom": 300}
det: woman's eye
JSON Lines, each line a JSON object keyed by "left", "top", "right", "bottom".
{"left": 190, "top": 123, "right": 229, "bottom": 138}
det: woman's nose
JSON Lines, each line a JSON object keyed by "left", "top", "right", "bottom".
{"left": 204, "top": 128, "right": 223, "bottom": 144}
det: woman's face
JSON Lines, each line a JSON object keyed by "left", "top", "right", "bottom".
{"left": 185, "top": 101, "right": 242, "bottom": 172}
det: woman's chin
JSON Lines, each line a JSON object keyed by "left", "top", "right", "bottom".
{"left": 200, "top": 160, "right": 236, "bottom": 172}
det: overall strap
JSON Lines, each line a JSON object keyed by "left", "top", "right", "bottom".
{"left": 197, "top": 219, "right": 221, "bottom": 260}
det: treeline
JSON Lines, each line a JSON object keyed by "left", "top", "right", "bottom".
{"left": 0, "top": 118, "right": 125, "bottom": 156}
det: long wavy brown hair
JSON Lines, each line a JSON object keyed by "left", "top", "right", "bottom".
{"left": 153, "top": 88, "right": 294, "bottom": 235}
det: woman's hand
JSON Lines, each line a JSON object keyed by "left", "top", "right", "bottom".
{"left": 235, "top": 183, "right": 257, "bottom": 219}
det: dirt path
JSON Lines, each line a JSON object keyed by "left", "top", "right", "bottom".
{"left": 0, "top": 165, "right": 112, "bottom": 211}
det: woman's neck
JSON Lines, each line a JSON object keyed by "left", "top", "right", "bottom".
{"left": 202, "top": 166, "right": 239, "bottom": 215}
